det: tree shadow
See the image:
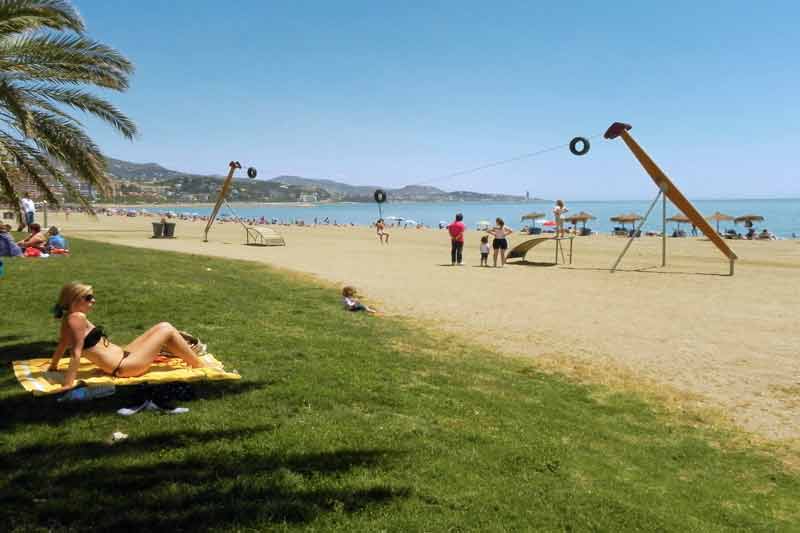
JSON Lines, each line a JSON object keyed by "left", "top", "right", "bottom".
{"left": 0, "top": 340, "right": 55, "bottom": 364}
{"left": 0, "top": 380, "right": 271, "bottom": 432}
{"left": 1, "top": 427, "right": 409, "bottom": 530}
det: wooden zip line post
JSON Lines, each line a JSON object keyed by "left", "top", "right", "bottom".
{"left": 604, "top": 122, "right": 738, "bottom": 276}
{"left": 204, "top": 161, "right": 241, "bottom": 242}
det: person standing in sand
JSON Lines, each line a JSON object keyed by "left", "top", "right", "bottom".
{"left": 553, "top": 200, "right": 568, "bottom": 238}
{"left": 486, "top": 217, "right": 512, "bottom": 267}
{"left": 376, "top": 218, "right": 389, "bottom": 244}
{"left": 447, "top": 213, "right": 466, "bottom": 265}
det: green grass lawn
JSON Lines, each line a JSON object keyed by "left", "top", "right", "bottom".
{"left": 1, "top": 238, "right": 798, "bottom": 532}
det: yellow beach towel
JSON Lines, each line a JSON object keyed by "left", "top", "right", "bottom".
{"left": 13, "top": 353, "right": 240, "bottom": 396}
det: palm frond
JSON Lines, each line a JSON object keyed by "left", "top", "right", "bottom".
{"left": 0, "top": 0, "right": 83, "bottom": 37}
{"left": 26, "top": 109, "right": 110, "bottom": 193}
{"left": 0, "top": 130, "right": 93, "bottom": 210}
{"left": 27, "top": 85, "right": 137, "bottom": 138}
{"left": 0, "top": 33, "right": 133, "bottom": 89}
{"left": 0, "top": 0, "right": 136, "bottom": 205}
{"left": 0, "top": 76, "right": 33, "bottom": 134}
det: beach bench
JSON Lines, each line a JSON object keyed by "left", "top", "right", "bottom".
{"left": 506, "top": 236, "right": 573, "bottom": 265}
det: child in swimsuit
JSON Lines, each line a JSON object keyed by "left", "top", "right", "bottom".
{"left": 376, "top": 219, "right": 389, "bottom": 244}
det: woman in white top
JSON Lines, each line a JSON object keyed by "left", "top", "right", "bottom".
{"left": 485, "top": 217, "right": 513, "bottom": 267}
{"left": 553, "top": 200, "right": 568, "bottom": 238}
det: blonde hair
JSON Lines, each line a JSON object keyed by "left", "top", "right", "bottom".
{"left": 342, "top": 286, "right": 356, "bottom": 298}
{"left": 54, "top": 282, "right": 92, "bottom": 319}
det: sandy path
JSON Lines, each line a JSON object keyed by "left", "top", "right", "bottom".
{"left": 45, "top": 213, "right": 800, "bottom": 441}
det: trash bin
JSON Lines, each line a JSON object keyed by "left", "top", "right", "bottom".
{"left": 163, "top": 222, "right": 176, "bottom": 238}
{"left": 151, "top": 222, "right": 164, "bottom": 238}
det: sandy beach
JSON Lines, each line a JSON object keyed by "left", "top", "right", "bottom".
{"left": 39, "top": 213, "right": 800, "bottom": 442}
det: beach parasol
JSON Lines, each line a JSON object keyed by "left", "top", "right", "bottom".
{"left": 564, "top": 211, "right": 596, "bottom": 231}
{"left": 610, "top": 213, "right": 642, "bottom": 229}
{"left": 707, "top": 211, "right": 734, "bottom": 233}
{"left": 521, "top": 212, "right": 545, "bottom": 221}
{"left": 521, "top": 212, "right": 545, "bottom": 233}
{"left": 734, "top": 214, "right": 764, "bottom": 224}
{"left": 667, "top": 213, "right": 690, "bottom": 228}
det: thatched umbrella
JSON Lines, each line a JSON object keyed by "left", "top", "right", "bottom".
{"left": 707, "top": 211, "right": 734, "bottom": 233}
{"left": 610, "top": 213, "right": 642, "bottom": 231}
{"left": 667, "top": 213, "right": 691, "bottom": 233}
{"left": 521, "top": 212, "right": 545, "bottom": 233}
{"left": 564, "top": 211, "right": 596, "bottom": 232}
{"left": 734, "top": 214, "right": 764, "bottom": 224}
{"left": 735, "top": 214, "right": 764, "bottom": 237}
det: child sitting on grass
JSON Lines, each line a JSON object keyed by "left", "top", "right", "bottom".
{"left": 342, "top": 286, "right": 377, "bottom": 314}
{"left": 479, "top": 235, "right": 490, "bottom": 266}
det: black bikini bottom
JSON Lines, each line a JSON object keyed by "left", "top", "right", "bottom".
{"left": 112, "top": 350, "right": 132, "bottom": 377}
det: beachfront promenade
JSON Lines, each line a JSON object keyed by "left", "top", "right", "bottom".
{"left": 55, "top": 213, "right": 800, "bottom": 441}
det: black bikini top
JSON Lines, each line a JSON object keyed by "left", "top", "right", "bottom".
{"left": 83, "top": 326, "right": 108, "bottom": 350}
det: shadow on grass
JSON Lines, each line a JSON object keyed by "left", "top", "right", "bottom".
{"left": 0, "top": 381, "right": 272, "bottom": 431}
{"left": 1, "top": 427, "right": 409, "bottom": 530}
{"left": 0, "top": 340, "right": 55, "bottom": 364}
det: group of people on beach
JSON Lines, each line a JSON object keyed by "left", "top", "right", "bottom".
{"left": 0, "top": 223, "right": 68, "bottom": 257}
{"left": 447, "top": 214, "right": 513, "bottom": 267}
{"left": 445, "top": 200, "right": 568, "bottom": 267}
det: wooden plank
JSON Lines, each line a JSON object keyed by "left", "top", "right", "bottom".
{"left": 506, "top": 237, "right": 553, "bottom": 260}
{"left": 606, "top": 124, "right": 737, "bottom": 262}
{"left": 204, "top": 162, "right": 239, "bottom": 241}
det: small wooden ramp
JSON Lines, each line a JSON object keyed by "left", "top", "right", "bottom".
{"left": 245, "top": 226, "right": 285, "bottom": 247}
{"left": 507, "top": 237, "right": 552, "bottom": 260}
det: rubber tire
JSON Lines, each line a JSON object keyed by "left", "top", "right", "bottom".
{"left": 569, "top": 137, "right": 590, "bottom": 156}
{"left": 374, "top": 189, "right": 387, "bottom": 203}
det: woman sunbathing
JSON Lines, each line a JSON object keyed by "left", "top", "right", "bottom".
{"left": 49, "top": 282, "right": 206, "bottom": 389}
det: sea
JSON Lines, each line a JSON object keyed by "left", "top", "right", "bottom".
{"left": 162, "top": 199, "right": 800, "bottom": 238}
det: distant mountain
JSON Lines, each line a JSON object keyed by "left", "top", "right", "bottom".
{"left": 102, "top": 157, "right": 528, "bottom": 203}
{"left": 105, "top": 157, "right": 214, "bottom": 181}
{"left": 269, "top": 176, "right": 524, "bottom": 202}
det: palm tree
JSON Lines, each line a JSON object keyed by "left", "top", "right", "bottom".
{"left": 0, "top": 0, "right": 137, "bottom": 213}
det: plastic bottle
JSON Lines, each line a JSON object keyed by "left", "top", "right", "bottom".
{"left": 57, "top": 384, "right": 116, "bottom": 402}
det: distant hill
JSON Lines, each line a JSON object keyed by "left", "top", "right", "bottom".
{"left": 105, "top": 157, "right": 215, "bottom": 181}
{"left": 102, "top": 157, "right": 528, "bottom": 203}
{"left": 269, "top": 176, "right": 525, "bottom": 202}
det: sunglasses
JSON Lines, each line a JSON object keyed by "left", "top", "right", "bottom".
{"left": 83, "top": 294, "right": 95, "bottom": 302}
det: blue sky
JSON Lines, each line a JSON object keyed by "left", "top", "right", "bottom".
{"left": 77, "top": 1, "right": 798, "bottom": 199}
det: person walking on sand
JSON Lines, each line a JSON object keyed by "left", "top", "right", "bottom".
{"left": 486, "top": 217, "right": 512, "bottom": 267}
{"left": 553, "top": 200, "right": 568, "bottom": 238}
{"left": 376, "top": 218, "right": 389, "bottom": 244}
{"left": 447, "top": 213, "right": 466, "bottom": 265}
{"left": 21, "top": 194, "right": 36, "bottom": 230}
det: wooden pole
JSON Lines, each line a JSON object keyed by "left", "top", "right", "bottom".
{"left": 204, "top": 161, "right": 240, "bottom": 242}
{"left": 605, "top": 123, "right": 738, "bottom": 269}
